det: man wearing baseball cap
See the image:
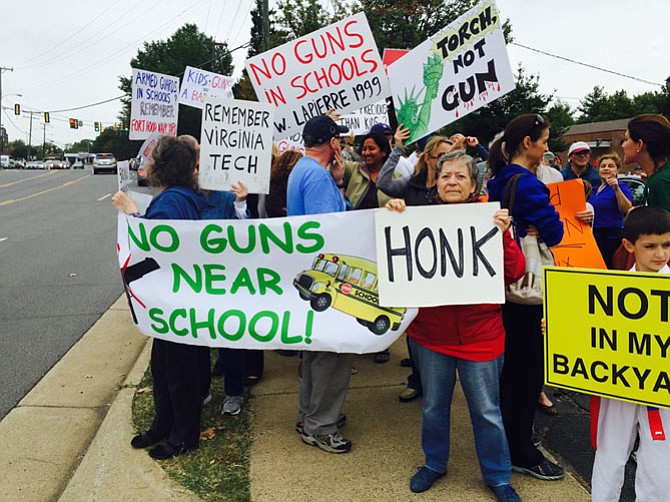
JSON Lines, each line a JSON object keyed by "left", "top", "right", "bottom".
{"left": 287, "top": 114, "right": 355, "bottom": 454}
{"left": 561, "top": 141, "right": 601, "bottom": 187}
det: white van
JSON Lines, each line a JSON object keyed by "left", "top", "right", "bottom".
{"left": 0, "top": 155, "right": 10, "bottom": 168}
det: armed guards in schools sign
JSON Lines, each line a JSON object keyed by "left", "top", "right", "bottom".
{"left": 130, "top": 68, "right": 179, "bottom": 140}
{"left": 116, "top": 209, "right": 417, "bottom": 353}
{"left": 245, "top": 12, "right": 390, "bottom": 139}
{"left": 387, "top": 1, "right": 514, "bottom": 143}
{"left": 544, "top": 267, "right": 670, "bottom": 409}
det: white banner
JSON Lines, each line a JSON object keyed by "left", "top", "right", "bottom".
{"left": 276, "top": 132, "right": 306, "bottom": 155}
{"left": 337, "top": 99, "right": 389, "bottom": 136}
{"left": 117, "top": 160, "right": 130, "bottom": 193}
{"left": 199, "top": 97, "right": 275, "bottom": 194}
{"left": 130, "top": 68, "right": 179, "bottom": 140}
{"left": 179, "top": 66, "right": 235, "bottom": 109}
{"left": 375, "top": 203, "right": 505, "bottom": 307}
{"left": 117, "top": 209, "right": 416, "bottom": 353}
{"left": 387, "top": 1, "right": 514, "bottom": 143}
{"left": 245, "top": 12, "right": 390, "bottom": 139}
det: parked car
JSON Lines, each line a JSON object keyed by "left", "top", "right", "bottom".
{"left": 26, "top": 160, "right": 46, "bottom": 169}
{"left": 93, "top": 153, "right": 117, "bottom": 174}
{"left": 618, "top": 174, "right": 646, "bottom": 207}
{"left": 137, "top": 158, "right": 149, "bottom": 187}
{"left": 72, "top": 160, "right": 84, "bottom": 169}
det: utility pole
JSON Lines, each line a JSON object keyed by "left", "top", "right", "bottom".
{"left": 42, "top": 123, "right": 46, "bottom": 161}
{"left": 0, "top": 66, "right": 14, "bottom": 155}
{"left": 262, "top": 0, "right": 269, "bottom": 52}
{"left": 27, "top": 111, "right": 33, "bottom": 160}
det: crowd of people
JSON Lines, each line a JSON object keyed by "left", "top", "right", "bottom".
{"left": 112, "top": 111, "right": 670, "bottom": 502}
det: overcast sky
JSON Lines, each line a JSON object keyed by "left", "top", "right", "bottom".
{"left": 1, "top": 0, "right": 668, "bottom": 150}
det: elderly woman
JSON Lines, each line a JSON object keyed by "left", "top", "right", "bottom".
{"left": 113, "top": 136, "right": 207, "bottom": 460}
{"left": 386, "top": 151, "right": 525, "bottom": 502}
{"left": 589, "top": 152, "right": 633, "bottom": 268}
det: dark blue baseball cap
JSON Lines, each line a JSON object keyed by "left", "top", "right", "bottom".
{"left": 302, "top": 115, "right": 349, "bottom": 146}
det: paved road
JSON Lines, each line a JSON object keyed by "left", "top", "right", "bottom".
{"left": 0, "top": 168, "right": 143, "bottom": 420}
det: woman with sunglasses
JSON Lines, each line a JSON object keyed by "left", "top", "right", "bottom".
{"left": 486, "top": 113, "right": 565, "bottom": 481}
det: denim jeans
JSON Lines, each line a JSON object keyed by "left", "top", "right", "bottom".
{"left": 410, "top": 338, "right": 511, "bottom": 486}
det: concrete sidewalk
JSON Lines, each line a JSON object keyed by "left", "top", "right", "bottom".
{"left": 0, "top": 295, "right": 591, "bottom": 501}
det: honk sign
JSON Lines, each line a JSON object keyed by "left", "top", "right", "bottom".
{"left": 544, "top": 267, "right": 670, "bottom": 409}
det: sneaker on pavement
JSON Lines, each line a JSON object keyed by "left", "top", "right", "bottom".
{"left": 410, "top": 466, "right": 445, "bottom": 493}
{"left": 512, "top": 458, "right": 564, "bottom": 480}
{"left": 221, "top": 395, "right": 243, "bottom": 416}
{"left": 399, "top": 386, "right": 421, "bottom": 402}
{"left": 488, "top": 483, "right": 522, "bottom": 501}
{"left": 301, "top": 430, "right": 352, "bottom": 453}
{"left": 295, "top": 413, "right": 346, "bottom": 435}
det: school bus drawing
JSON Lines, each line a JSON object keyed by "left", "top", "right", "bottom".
{"left": 293, "top": 253, "right": 406, "bottom": 335}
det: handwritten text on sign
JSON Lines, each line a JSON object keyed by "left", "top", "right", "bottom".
{"left": 179, "top": 66, "right": 234, "bottom": 109}
{"left": 388, "top": 1, "right": 514, "bottom": 143}
{"left": 130, "top": 68, "right": 179, "bottom": 140}
{"left": 245, "top": 12, "right": 390, "bottom": 139}
{"left": 116, "top": 209, "right": 417, "bottom": 353}
{"left": 375, "top": 203, "right": 505, "bottom": 307}
{"left": 544, "top": 267, "right": 670, "bottom": 409}
{"left": 199, "top": 98, "right": 275, "bottom": 194}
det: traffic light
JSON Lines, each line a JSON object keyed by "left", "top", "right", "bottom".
{"left": 44, "top": 112, "right": 50, "bottom": 123}
{"left": 69, "top": 118, "right": 78, "bottom": 129}
{"left": 94, "top": 121, "right": 99, "bottom": 132}
{"left": 14, "top": 103, "right": 20, "bottom": 115}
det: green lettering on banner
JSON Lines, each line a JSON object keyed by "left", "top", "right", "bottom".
{"left": 172, "top": 264, "right": 202, "bottom": 293}
{"left": 169, "top": 308, "right": 189, "bottom": 336}
{"left": 231, "top": 268, "right": 256, "bottom": 295}
{"left": 189, "top": 308, "right": 217, "bottom": 339}
{"left": 259, "top": 222, "right": 293, "bottom": 254}
{"left": 204, "top": 264, "right": 228, "bottom": 294}
{"left": 249, "top": 310, "right": 279, "bottom": 342}
{"left": 201, "top": 223, "right": 227, "bottom": 253}
{"left": 280, "top": 311, "right": 303, "bottom": 344}
{"left": 151, "top": 224, "right": 179, "bottom": 252}
{"left": 296, "top": 221, "right": 325, "bottom": 253}
{"left": 257, "top": 268, "right": 283, "bottom": 295}
{"left": 128, "top": 221, "right": 150, "bottom": 251}
{"left": 228, "top": 225, "right": 256, "bottom": 253}
{"left": 149, "top": 308, "right": 169, "bottom": 333}
{"left": 217, "top": 309, "right": 246, "bottom": 341}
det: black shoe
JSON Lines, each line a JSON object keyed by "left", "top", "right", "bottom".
{"left": 512, "top": 458, "right": 564, "bottom": 480}
{"left": 409, "top": 466, "right": 445, "bottom": 493}
{"left": 149, "top": 441, "right": 198, "bottom": 460}
{"left": 130, "top": 430, "right": 162, "bottom": 449}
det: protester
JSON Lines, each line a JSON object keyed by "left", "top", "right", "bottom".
{"left": 487, "top": 113, "right": 565, "bottom": 480}
{"left": 560, "top": 141, "right": 601, "bottom": 187}
{"left": 370, "top": 123, "right": 414, "bottom": 177}
{"left": 386, "top": 151, "right": 524, "bottom": 501}
{"left": 591, "top": 206, "right": 670, "bottom": 501}
{"left": 340, "top": 132, "right": 362, "bottom": 163}
{"left": 266, "top": 150, "right": 303, "bottom": 218}
{"left": 588, "top": 152, "right": 633, "bottom": 269}
{"left": 450, "top": 132, "right": 490, "bottom": 161}
{"left": 287, "top": 114, "right": 354, "bottom": 454}
{"left": 113, "top": 135, "right": 207, "bottom": 460}
{"left": 621, "top": 114, "right": 670, "bottom": 211}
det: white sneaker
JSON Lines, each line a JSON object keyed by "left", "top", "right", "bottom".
{"left": 301, "top": 430, "right": 352, "bottom": 453}
{"left": 221, "top": 395, "right": 243, "bottom": 416}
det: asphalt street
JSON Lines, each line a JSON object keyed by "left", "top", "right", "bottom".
{"left": 0, "top": 168, "right": 137, "bottom": 419}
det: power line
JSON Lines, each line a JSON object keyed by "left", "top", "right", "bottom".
{"left": 511, "top": 42, "right": 664, "bottom": 87}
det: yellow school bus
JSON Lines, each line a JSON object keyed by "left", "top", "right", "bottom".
{"left": 293, "top": 253, "right": 406, "bottom": 335}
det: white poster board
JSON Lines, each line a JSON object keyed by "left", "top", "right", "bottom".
{"left": 375, "top": 203, "right": 505, "bottom": 307}
{"left": 116, "top": 209, "right": 417, "bottom": 353}
{"left": 199, "top": 97, "right": 275, "bottom": 194}
{"left": 129, "top": 68, "right": 179, "bottom": 140}
{"left": 245, "top": 12, "right": 390, "bottom": 139}
{"left": 276, "top": 132, "right": 305, "bottom": 154}
{"left": 137, "top": 131, "right": 161, "bottom": 163}
{"left": 387, "top": 1, "right": 514, "bottom": 143}
{"left": 179, "top": 66, "right": 235, "bottom": 109}
{"left": 337, "top": 99, "right": 389, "bottom": 136}
{"left": 117, "top": 160, "right": 130, "bottom": 193}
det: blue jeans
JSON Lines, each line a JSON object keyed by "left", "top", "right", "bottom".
{"left": 410, "top": 338, "right": 511, "bottom": 486}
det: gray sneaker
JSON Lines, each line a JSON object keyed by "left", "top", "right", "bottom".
{"left": 221, "top": 395, "right": 243, "bottom": 416}
{"left": 301, "top": 430, "right": 352, "bottom": 453}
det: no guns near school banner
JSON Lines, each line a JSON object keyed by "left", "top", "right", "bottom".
{"left": 116, "top": 210, "right": 417, "bottom": 353}
{"left": 388, "top": 1, "right": 514, "bottom": 143}
{"left": 130, "top": 68, "right": 179, "bottom": 140}
{"left": 245, "top": 12, "right": 390, "bottom": 139}
{"left": 544, "top": 267, "right": 670, "bottom": 409}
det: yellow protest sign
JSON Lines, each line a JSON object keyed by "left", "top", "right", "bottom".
{"left": 544, "top": 266, "right": 670, "bottom": 409}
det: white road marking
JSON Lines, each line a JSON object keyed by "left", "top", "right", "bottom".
{"left": 97, "top": 193, "right": 111, "bottom": 201}
{"left": 0, "top": 237, "right": 7, "bottom": 243}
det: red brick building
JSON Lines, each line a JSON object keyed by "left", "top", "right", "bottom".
{"left": 558, "top": 118, "right": 637, "bottom": 172}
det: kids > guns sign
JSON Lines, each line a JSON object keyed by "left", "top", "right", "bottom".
{"left": 245, "top": 12, "right": 390, "bottom": 139}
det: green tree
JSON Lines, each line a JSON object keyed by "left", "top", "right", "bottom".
{"left": 577, "top": 86, "right": 609, "bottom": 123}
{"left": 8, "top": 139, "right": 28, "bottom": 159}
{"left": 90, "top": 127, "right": 139, "bottom": 160}
{"left": 545, "top": 100, "right": 574, "bottom": 152}
{"left": 118, "top": 23, "right": 234, "bottom": 141}
{"left": 65, "top": 139, "right": 94, "bottom": 153}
